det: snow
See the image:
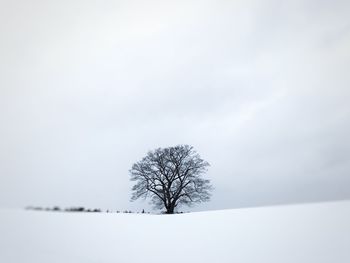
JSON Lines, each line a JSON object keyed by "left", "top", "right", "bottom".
{"left": 0, "top": 200, "right": 350, "bottom": 263}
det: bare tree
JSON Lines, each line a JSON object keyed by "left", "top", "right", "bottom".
{"left": 130, "top": 145, "right": 212, "bottom": 214}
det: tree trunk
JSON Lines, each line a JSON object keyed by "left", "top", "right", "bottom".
{"left": 165, "top": 205, "right": 175, "bottom": 214}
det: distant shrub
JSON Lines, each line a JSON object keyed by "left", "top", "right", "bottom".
{"left": 65, "top": 207, "right": 85, "bottom": 212}
{"left": 25, "top": 206, "right": 43, "bottom": 211}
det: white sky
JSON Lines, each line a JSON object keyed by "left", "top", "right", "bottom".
{"left": 0, "top": 0, "right": 349, "bottom": 211}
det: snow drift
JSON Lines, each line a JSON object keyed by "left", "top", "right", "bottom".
{"left": 1, "top": 200, "right": 349, "bottom": 263}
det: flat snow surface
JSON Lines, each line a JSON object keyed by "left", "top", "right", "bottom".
{"left": 1, "top": 201, "right": 350, "bottom": 263}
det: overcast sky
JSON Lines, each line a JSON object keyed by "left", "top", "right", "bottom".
{"left": 0, "top": 0, "right": 349, "bottom": 212}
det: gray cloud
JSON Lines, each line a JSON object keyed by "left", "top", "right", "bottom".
{"left": 0, "top": 0, "right": 349, "bottom": 211}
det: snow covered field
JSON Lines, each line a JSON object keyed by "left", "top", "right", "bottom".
{"left": 1, "top": 200, "right": 349, "bottom": 263}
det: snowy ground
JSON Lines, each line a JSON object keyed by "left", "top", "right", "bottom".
{"left": 0, "top": 200, "right": 349, "bottom": 263}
